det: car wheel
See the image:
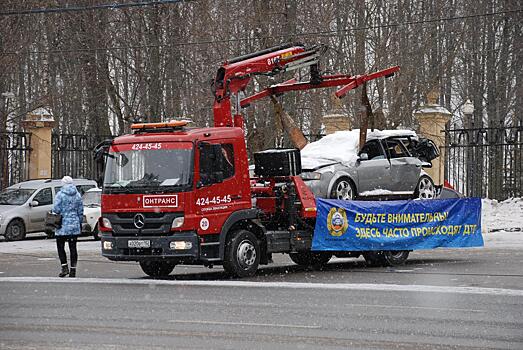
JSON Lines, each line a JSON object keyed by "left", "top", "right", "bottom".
{"left": 4, "top": 219, "right": 26, "bottom": 241}
{"left": 289, "top": 252, "right": 332, "bottom": 269}
{"left": 414, "top": 175, "right": 435, "bottom": 199}
{"left": 139, "top": 261, "right": 176, "bottom": 278}
{"left": 329, "top": 177, "right": 355, "bottom": 200}
{"left": 383, "top": 250, "right": 409, "bottom": 266}
{"left": 92, "top": 224, "right": 100, "bottom": 241}
{"left": 223, "top": 230, "right": 260, "bottom": 278}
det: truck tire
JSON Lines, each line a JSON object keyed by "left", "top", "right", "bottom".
{"left": 289, "top": 252, "right": 332, "bottom": 269}
{"left": 223, "top": 230, "right": 260, "bottom": 278}
{"left": 383, "top": 250, "right": 409, "bottom": 266}
{"left": 4, "top": 219, "right": 26, "bottom": 241}
{"left": 329, "top": 177, "right": 355, "bottom": 200}
{"left": 139, "top": 261, "right": 176, "bottom": 278}
{"left": 363, "top": 251, "right": 387, "bottom": 267}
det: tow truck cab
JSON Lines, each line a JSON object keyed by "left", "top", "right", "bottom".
{"left": 99, "top": 123, "right": 253, "bottom": 264}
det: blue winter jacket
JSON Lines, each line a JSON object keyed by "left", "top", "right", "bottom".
{"left": 52, "top": 184, "right": 84, "bottom": 237}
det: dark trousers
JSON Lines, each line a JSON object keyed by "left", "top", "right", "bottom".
{"left": 56, "top": 236, "right": 78, "bottom": 267}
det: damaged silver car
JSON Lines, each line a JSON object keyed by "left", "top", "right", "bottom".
{"left": 301, "top": 132, "right": 439, "bottom": 200}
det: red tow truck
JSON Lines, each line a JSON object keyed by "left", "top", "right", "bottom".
{"left": 98, "top": 43, "right": 400, "bottom": 277}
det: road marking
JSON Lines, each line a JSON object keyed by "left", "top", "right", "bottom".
{"left": 1, "top": 276, "right": 523, "bottom": 297}
{"left": 37, "top": 258, "right": 55, "bottom": 261}
{"left": 169, "top": 319, "right": 320, "bottom": 329}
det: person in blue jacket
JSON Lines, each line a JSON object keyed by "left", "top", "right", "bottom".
{"left": 52, "top": 176, "right": 84, "bottom": 277}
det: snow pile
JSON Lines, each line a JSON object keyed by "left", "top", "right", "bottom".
{"left": 481, "top": 198, "right": 523, "bottom": 249}
{"left": 482, "top": 198, "right": 523, "bottom": 233}
{"left": 301, "top": 129, "right": 417, "bottom": 169}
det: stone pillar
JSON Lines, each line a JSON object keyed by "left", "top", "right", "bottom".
{"left": 21, "top": 108, "right": 56, "bottom": 179}
{"left": 322, "top": 113, "right": 351, "bottom": 135}
{"left": 414, "top": 91, "right": 451, "bottom": 186}
{"left": 322, "top": 94, "right": 351, "bottom": 135}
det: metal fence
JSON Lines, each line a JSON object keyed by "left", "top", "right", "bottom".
{"left": 51, "top": 133, "right": 113, "bottom": 184}
{"left": 443, "top": 126, "right": 523, "bottom": 200}
{"left": 0, "top": 132, "right": 31, "bottom": 190}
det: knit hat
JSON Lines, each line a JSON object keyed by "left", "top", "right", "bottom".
{"left": 61, "top": 176, "right": 73, "bottom": 184}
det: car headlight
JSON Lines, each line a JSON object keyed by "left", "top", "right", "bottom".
{"left": 171, "top": 216, "right": 184, "bottom": 229}
{"left": 300, "top": 172, "right": 322, "bottom": 180}
{"left": 101, "top": 217, "right": 112, "bottom": 229}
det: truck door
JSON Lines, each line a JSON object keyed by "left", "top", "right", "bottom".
{"left": 194, "top": 140, "right": 247, "bottom": 235}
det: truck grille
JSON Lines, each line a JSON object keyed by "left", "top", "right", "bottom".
{"left": 104, "top": 212, "right": 182, "bottom": 236}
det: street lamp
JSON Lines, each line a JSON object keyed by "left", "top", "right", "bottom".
{"left": 462, "top": 99, "right": 474, "bottom": 128}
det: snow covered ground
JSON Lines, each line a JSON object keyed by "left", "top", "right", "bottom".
{"left": 481, "top": 197, "right": 523, "bottom": 248}
{"left": 0, "top": 198, "right": 521, "bottom": 253}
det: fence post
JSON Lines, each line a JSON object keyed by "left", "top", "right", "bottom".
{"left": 20, "top": 108, "right": 56, "bottom": 180}
{"left": 414, "top": 90, "right": 452, "bottom": 186}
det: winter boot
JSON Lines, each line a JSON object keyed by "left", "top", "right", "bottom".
{"left": 59, "top": 264, "right": 69, "bottom": 278}
{"left": 69, "top": 267, "right": 76, "bottom": 278}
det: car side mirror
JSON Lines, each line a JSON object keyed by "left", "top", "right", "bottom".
{"left": 359, "top": 153, "right": 369, "bottom": 161}
{"left": 30, "top": 200, "right": 39, "bottom": 207}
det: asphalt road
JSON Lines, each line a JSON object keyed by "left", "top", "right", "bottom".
{"left": 0, "top": 236, "right": 522, "bottom": 349}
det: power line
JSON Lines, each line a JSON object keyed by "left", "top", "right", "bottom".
{"left": 0, "top": 0, "right": 193, "bottom": 16}
{"left": 0, "top": 8, "right": 521, "bottom": 56}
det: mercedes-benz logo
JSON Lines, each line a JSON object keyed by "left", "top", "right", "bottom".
{"left": 133, "top": 213, "right": 145, "bottom": 229}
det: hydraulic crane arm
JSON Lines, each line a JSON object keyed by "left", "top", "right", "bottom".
{"left": 239, "top": 66, "right": 400, "bottom": 108}
{"left": 213, "top": 43, "right": 327, "bottom": 127}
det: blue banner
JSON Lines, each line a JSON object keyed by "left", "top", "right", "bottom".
{"left": 312, "top": 198, "right": 483, "bottom": 251}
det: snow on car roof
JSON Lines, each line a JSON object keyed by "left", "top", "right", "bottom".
{"left": 301, "top": 129, "right": 417, "bottom": 169}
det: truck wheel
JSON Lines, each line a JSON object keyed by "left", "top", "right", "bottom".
{"left": 363, "top": 251, "right": 387, "bottom": 267}
{"left": 223, "top": 230, "right": 260, "bottom": 278}
{"left": 4, "top": 219, "right": 26, "bottom": 241}
{"left": 383, "top": 250, "right": 409, "bottom": 266}
{"left": 414, "top": 175, "right": 435, "bottom": 199}
{"left": 139, "top": 261, "right": 176, "bottom": 278}
{"left": 329, "top": 177, "right": 355, "bottom": 200}
{"left": 289, "top": 252, "right": 332, "bottom": 268}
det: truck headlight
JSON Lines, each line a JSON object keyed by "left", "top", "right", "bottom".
{"left": 102, "top": 217, "right": 112, "bottom": 229}
{"left": 170, "top": 241, "right": 192, "bottom": 250}
{"left": 171, "top": 216, "right": 184, "bottom": 229}
{"left": 300, "top": 171, "right": 322, "bottom": 180}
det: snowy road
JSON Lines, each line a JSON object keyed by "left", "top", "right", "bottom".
{"left": 1, "top": 199, "right": 522, "bottom": 349}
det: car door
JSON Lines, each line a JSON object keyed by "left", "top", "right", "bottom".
{"left": 27, "top": 187, "right": 53, "bottom": 232}
{"left": 384, "top": 139, "right": 421, "bottom": 192}
{"left": 355, "top": 140, "right": 392, "bottom": 194}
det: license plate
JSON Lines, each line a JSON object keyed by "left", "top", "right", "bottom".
{"left": 128, "top": 240, "right": 150, "bottom": 248}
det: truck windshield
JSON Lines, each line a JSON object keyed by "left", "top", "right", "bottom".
{"left": 103, "top": 143, "right": 193, "bottom": 193}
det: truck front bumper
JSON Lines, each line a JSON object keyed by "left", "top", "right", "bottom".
{"left": 101, "top": 232, "right": 199, "bottom": 261}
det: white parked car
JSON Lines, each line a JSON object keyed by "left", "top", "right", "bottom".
{"left": 0, "top": 179, "right": 97, "bottom": 241}
{"left": 82, "top": 188, "right": 101, "bottom": 240}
